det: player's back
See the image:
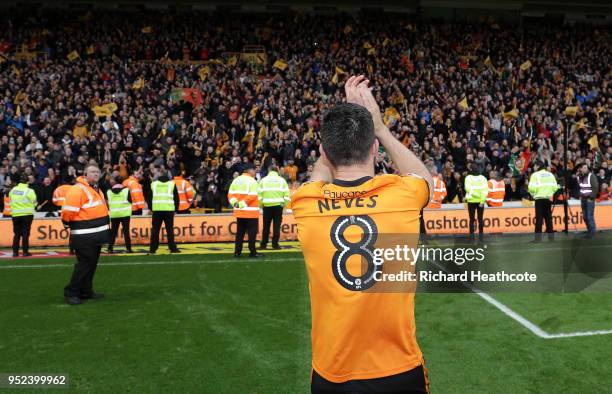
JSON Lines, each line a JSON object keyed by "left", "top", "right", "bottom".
{"left": 290, "top": 174, "right": 429, "bottom": 383}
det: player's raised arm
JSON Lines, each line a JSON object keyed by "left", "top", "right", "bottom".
{"left": 344, "top": 75, "right": 433, "bottom": 195}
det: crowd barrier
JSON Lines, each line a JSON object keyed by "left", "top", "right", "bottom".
{"left": 1, "top": 202, "right": 610, "bottom": 247}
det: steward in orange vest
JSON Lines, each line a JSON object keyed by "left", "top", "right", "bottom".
{"left": 61, "top": 164, "right": 110, "bottom": 305}
{"left": 173, "top": 175, "right": 195, "bottom": 213}
{"left": 427, "top": 174, "right": 447, "bottom": 209}
{"left": 486, "top": 171, "right": 506, "bottom": 207}
{"left": 123, "top": 172, "right": 145, "bottom": 214}
{"left": 227, "top": 164, "right": 261, "bottom": 257}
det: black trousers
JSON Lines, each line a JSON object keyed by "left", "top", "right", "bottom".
{"left": 150, "top": 211, "right": 177, "bottom": 252}
{"left": 261, "top": 205, "right": 283, "bottom": 248}
{"left": 311, "top": 365, "right": 428, "bottom": 394}
{"left": 109, "top": 216, "right": 131, "bottom": 250}
{"left": 12, "top": 215, "right": 33, "bottom": 255}
{"left": 64, "top": 242, "right": 102, "bottom": 298}
{"left": 467, "top": 203, "right": 484, "bottom": 238}
{"left": 132, "top": 209, "right": 143, "bottom": 216}
{"left": 235, "top": 218, "right": 258, "bottom": 256}
{"left": 534, "top": 199, "right": 554, "bottom": 240}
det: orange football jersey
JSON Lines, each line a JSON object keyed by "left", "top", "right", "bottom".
{"left": 290, "top": 174, "right": 429, "bottom": 383}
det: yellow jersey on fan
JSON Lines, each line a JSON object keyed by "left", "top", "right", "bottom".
{"left": 290, "top": 174, "right": 430, "bottom": 383}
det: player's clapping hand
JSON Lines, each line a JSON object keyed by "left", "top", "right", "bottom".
{"left": 344, "top": 75, "right": 385, "bottom": 133}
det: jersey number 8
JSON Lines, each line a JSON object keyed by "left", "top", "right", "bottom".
{"left": 330, "top": 215, "right": 380, "bottom": 291}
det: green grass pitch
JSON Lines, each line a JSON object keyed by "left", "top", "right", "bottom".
{"left": 1, "top": 235, "right": 611, "bottom": 393}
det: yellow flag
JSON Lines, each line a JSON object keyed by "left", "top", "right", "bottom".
{"left": 103, "top": 103, "right": 118, "bottom": 113}
{"left": 92, "top": 106, "right": 113, "bottom": 118}
{"left": 141, "top": 26, "right": 153, "bottom": 34}
{"left": 86, "top": 45, "right": 94, "bottom": 55}
{"left": 503, "top": 108, "right": 519, "bottom": 119}
{"left": 383, "top": 37, "right": 391, "bottom": 47}
{"left": 367, "top": 47, "right": 376, "bottom": 56}
{"left": 16, "top": 105, "right": 21, "bottom": 117}
{"left": 227, "top": 55, "right": 237, "bottom": 66}
{"left": 335, "top": 66, "right": 346, "bottom": 75}
{"left": 565, "top": 87, "right": 574, "bottom": 101}
{"left": 587, "top": 135, "right": 599, "bottom": 150}
{"left": 198, "top": 66, "right": 210, "bottom": 81}
{"left": 575, "top": 118, "right": 587, "bottom": 130}
{"left": 273, "top": 60, "right": 288, "bottom": 71}
{"left": 132, "top": 78, "right": 144, "bottom": 90}
{"left": 519, "top": 60, "right": 532, "bottom": 71}
{"left": 11, "top": 65, "right": 21, "bottom": 76}
{"left": 564, "top": 106, "right": 579, "bottom": 116}
{"left": 484, "top": 56, "right": 492, "bottom": 66}
{"left": 343, "top": 25, "right": 352, "bottom": 34}
{"left": 207, "top": 59, "right": 223, "bottom": 65}
{"left": 0, "top": 54, "right": 7, "bottom": 64}
{"left": 383, "top": 107, "right": 400, "bottom": 126}
{"left": 331, "top": 73, "right": 339, "bottom": 85}
{"left": 363, "top": 42, "right": 372, "bottom": 50}
{"left": 258, "top": 125, "right": 267, "bottom": 139}
{"left": 67, "top": 50, "right": 79, "bottom": 61}
{"left": 14, "top": 91, "right": 26, "bottom": 104}
{"left": 367, "top": 64, "right": 373, "bottom": 75}
{"left": 458, "top": 97, "right": 468, "bottom": 110}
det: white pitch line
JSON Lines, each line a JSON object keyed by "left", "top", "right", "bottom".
{"left": 0, "top": 257, "right": 304, "bottom": 270}
{"left": 475, "top": 291, "right": 550, "bottom": 338}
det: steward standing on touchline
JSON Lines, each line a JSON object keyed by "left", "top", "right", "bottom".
{"left": 61, "top": 164, "right": 110, "bottom": 305}
{"left": 228, "top": 163, "right": 262, "bottom": 258}
{"left": 258, "top": 165, "right": 290, "bottom": 250}
{"left": 527, "top": 160, "right": 559, "bottom": 242}
{"left": 9, "top": 174, "right": 37, "bottom": 257}
{"left": 147, "top": 170, "right": 181, "bottom": 254}
{"left": 107, "top": 176, "right": 133, "bottom": 253}
{"left": 464, "top": 164, "right": 488, "bottom": 242}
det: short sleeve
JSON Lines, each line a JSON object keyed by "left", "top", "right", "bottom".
{"left": 400, "top": 174, "right": 430, "bottom": 209}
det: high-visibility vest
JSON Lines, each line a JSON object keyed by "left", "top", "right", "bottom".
{"left": 123, "top": 176, "right": 145, "bottom": 211}
{"left": 8, "top": 183, "right": 37, "bottom": 217}
{"left": 486, "top": 179, "right": 506, "bottom": 207}
{"left": 107, "top": 188, "right": 132, "bottom": 218}
{"left": 578, "top": 173, "right": 595, "bottom": 199}
{"left": 228, "top": 173, "right": 259, "bottom": 218}
{"left": 427, "top": 175, "right": 447, "bottom": 209}
{"left": 3, "top": 195, "right": 11, "bottom": 217}
{"left": 52, "top": 184, "right": 72, "bottom": 207}
{"left": 528, "top": 170, "right": 559, "bottom": 200}
{"left": 464, "top": 175, "right": 488, "bottom": 203}
{"left": 258, "top": 171, "right": 290, "bottom": 207}
{"left": 173, "top": 176, "right": 195, "bottom": 211}
{"left": 61, "top": 177, "right": 110, "bottom": 238}
{"left": 151, "top": 181, "right": 175, "bottom": 212}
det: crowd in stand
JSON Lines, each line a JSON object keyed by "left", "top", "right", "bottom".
{"left": 0, "top": 8, "right": 610, "bottom": 213}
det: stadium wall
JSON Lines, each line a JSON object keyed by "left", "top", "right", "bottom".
{"left": 1, "top": 203, "right": 611, "bottom": 247}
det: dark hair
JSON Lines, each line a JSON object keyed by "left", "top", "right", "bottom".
{"left": 467, "top": 162, "right": 480, "bottom": 176}
{"left": 19, "top": 173, "right": 28, "bottom": 183}
{"left": 320, "top": 103, "right": 375, "bottom": 167}
{"left": 533, "top": 160, "right": 544, "bottom": 169}
{"left": 268, "top": 165, "right": 278, "bottom": 173}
